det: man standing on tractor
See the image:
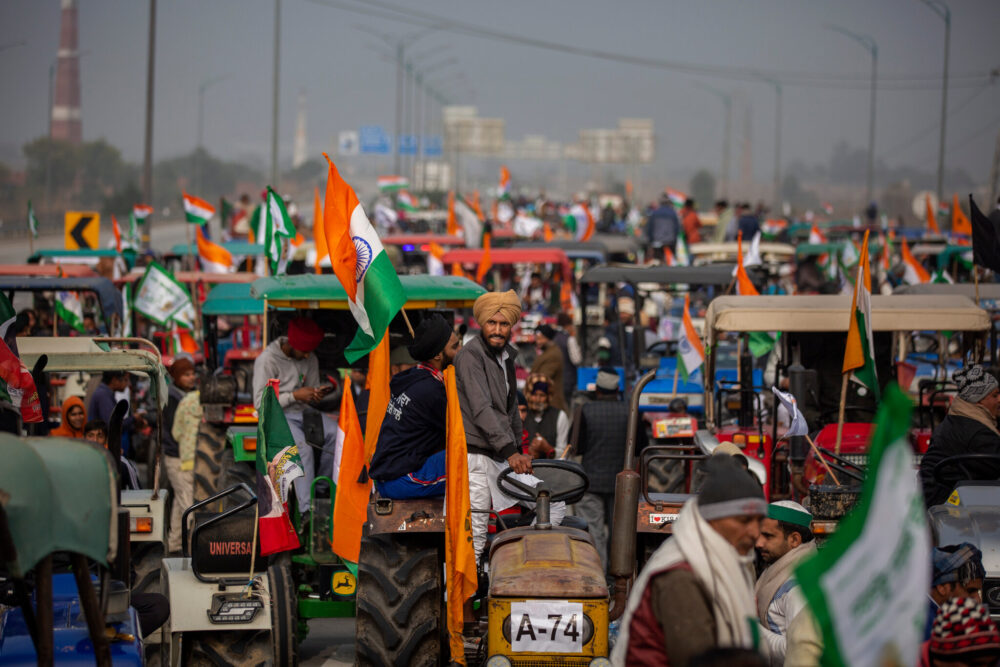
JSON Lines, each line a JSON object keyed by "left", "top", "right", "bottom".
{"left": 369, "top": 315, "right": 461, "bottom": 499}
{"left": 456, "top": 290, "right": 565, "bottom": 559}
{"left": 252, "top": 317, "right": 334, "bottom": 520}
{"left": 613, "top": 456, "right": 770, "bottom": 665}
{"left": 754, "top": 500, "right": 816, "bottom": 664}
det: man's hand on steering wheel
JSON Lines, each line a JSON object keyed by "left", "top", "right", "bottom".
{"left": 507, "top": 452, "right": 533, "bottom": 474}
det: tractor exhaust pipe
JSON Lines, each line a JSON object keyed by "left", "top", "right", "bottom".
{"left": 609, "top": 370, "right": 656, "bottom": 620}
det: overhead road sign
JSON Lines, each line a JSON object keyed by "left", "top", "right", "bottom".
{"left": 359, "top": 126, "right": 392, "bottom": 155}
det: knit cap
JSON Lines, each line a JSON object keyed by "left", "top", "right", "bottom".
{"left": 697, "top": 456, "right": 766, "bottom": 521}
{"left": 954, "top": 365, "right": 998, "bottom": 404}
{"left": 930, "top": 597, "right": 1000, "bottom": 659}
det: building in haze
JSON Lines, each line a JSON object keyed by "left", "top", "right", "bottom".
{"left": 52, "top": 0, "right": 82, "bottom": 143}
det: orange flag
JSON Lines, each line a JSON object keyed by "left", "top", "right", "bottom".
{"left": 322, "top": 153, "right": 360, "bottom": 302}
{"left": 952, "top": 193, "right": 972, "bottom": 236}
{"left": 476, "top": 226, "right": 492, "bottom": 284}
{"left": 471, "top": 190, "right": 485, "bottom": 222}
{"left": 313, "top": 186, "right": 328, "bottom": 273}
{"left": 451, "top": 261, "right": 466, "bottom": 278}
{"left": 446, "top": 190, "right": 458, "bottom": 237}
{"left": 443, "top": 366, "right": 477, "bottom": 664}
{"left": 543, "top": 222, "right": 553, "bottom": 242}
{"left": 331, "top": 374, "right": 370, "bottom": 567}
{"left": 363, "top": 333, "right": 391, "bottom": 465}
{"left": 111, "top": 215, "right": 122, "bottom": 253}
{"left": 580, "top": 203, "right": 596, "bottom": 242}
{"left": 926, "top": 194, "right": 940, "bottom": 234}
{"left": 735, "top": 231, "right": 759, "bottom": 296}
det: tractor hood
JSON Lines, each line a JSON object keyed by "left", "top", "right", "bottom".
{"left": 488, "top": 528, "right": 608, "bottom": 599}
{"left": 928, "top": 482, "right": 1000, "bottom": 576}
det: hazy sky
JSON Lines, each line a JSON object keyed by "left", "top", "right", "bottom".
{"left": 2, "top": 0, "right": 999, "bottom": 186}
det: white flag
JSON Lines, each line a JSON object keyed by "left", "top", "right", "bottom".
{"left": 771, "top": 386, "right": 809, "bottom": 438}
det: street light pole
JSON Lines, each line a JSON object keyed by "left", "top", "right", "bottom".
{"left": 918, "top": 0, "right": 950, "bottom": 201}
{"left": 142, "top": 0, "right": 156, "bottom": 248}
{"left": 195, "top": 75, "right": 230, "bottom": 195}
{"left": 270, "top": 0, "right": 281, "bottom": 189}
{"left": 694, "top": 83, "right": 733, "bottom": 200}
{"left": 827, "top": 26, "right": 878, "bottom": 205}
{"left": 757, "top": 78, "right": 783, "bottom": 214}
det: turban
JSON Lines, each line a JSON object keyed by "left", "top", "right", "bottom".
{"left": 287, "top": 317, "right": 324, "bottom": 353}
{"left": 536, "top": 324, "right": 556, "bottom": 341}
{"left": 473, "top": 290, "right": 522, "bottom": 328}
{"left": 408, "top": 315, "right": 453, "bottom": 362}
{"left": 955, "top": 365, "right": 998, "bottom": 404}
{"left": 933, "top": 543, "right": 985, "bottom": 586}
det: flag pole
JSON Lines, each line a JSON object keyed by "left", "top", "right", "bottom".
{"left": 246, "top": 504, "right": 260, "bottom": 598}
{"left": 835, "top": 372, "right": 849, "bottom": 455}
{"left": 399, "top": 307, "right": 415, "bottom": 338}
{"left": 671, "top": 363, "right": 680, "bottom": 398}
{"left": 185, "top": 223, "right": 192, "bottom": 271}
{"left": 804, "top": 433, "right": 840, "bottom": 485}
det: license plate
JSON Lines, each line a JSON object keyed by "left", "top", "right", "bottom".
{"left": 510, "top": 601, "right": 583, "bottom": 653}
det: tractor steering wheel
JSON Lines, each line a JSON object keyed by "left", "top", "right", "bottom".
{"left": 497, "top": 460, "right": 590, "bottom": 505}
{"left": 932, "top": 453, "right": 1000, "bottom": 487}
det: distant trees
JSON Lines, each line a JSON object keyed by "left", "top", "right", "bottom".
{"left": 689, "top": 170, "right": 715, "bottom": 210}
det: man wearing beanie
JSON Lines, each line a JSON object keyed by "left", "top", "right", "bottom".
{"left": 530, "top": 323, "right": 566, "bottom": 412}
{"left": 252, "top": 317, "right": 335, "bottom": 516}
{"left": 163, "top": 357, "right": 198, "bottom": 554}
{"left": 923, "top": 597, "right": 1000, "bottom": 666}
{"left": 369, "top": 315, "right": 460, "bottom": 498}
{"left": 754, "top": 500, "right": 817, "bottom": 664}
{"left": 456, "top": 290, "right": 565, "bottom": 559}
{"left": 612, "top": 456, "right": 770, "bottom": 666}
{"left": 920, "top": 364, "right": 1000, "bottom": 506}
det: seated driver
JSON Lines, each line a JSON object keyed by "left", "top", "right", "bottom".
{"left": 369, "top": 315, "right": 461, "bottom": 498}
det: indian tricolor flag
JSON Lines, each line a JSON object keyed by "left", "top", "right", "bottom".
{"left": 900, "top": 238, "right": 930, "bottom": 285}
{"left": 377, "top": 175, "right": 409, "bottom": 192}
{"left": 677, "top": 294, "right": 704, "bottom": 381}
{"left": 571, "top": 202, "right": 595, "bottom": 242}
{"left": 133, "top": 204, "right": 153, "bottom": 223}
{"left": 665, "top": 188, "right": 687, "bottom": 208}
{"left": 843, "top": 229, "right": 879, "bottom": 400}
{"left": 427, "top": 242, "right": 446, "bottom": 276}
{"left": 182, "top": 192, "right": 215, "bottom": 225}
{"left": 498, "top": 165, "right": 511, "bottom": 199}
{"left": 322, "top": 154, "right": 405, "bottom": 363}
{"left": 196, "top": 225, "right": 233, "bottom": 273}
{"left": 735, "top": 231, "right": 759, "bottom": 296}
{"left": 396, "top": 190, "right": 419, "bottom": 213}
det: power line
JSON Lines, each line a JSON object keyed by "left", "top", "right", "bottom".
{"left": 880, "top": 84, "right": 994, "bottom": 160}
{"left": 305, "top": 0, "right": 994, "bottom": 90}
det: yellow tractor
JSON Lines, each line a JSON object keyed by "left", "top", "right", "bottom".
{"left": 357, "top": 460, "right": 611, "bottom": 666}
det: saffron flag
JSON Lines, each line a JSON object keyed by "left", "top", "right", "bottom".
{"left": 332, "top": 374, "right": 370, "bottom": 571}
{"left": 171, "top": 327, "right": 199, "bottom": 356}
{"left": 843, "top": 229, "right": 879, "bottom": 399}
{"left": 363, "top": 334, "right": 390, "bottom": 466}
{"left": 796, "top": 384, "right": 928, "bottom": 667}
{"left": 321, "top": 154, "right": 406, "bottom": 363}
{"left": 313, "top": 186, "right": 328, "bottom": 274}
{"left": 900, "top": 238, "right": 930, "bottom": 285}
{"left": 476, "top": 224, "right": 493, "bottom": 284}
{"left": 444, "top": 366, "right": 477, "bottom": 664}
{"left": 735, "top": 231, "right": 759, "bottom": 296}
{"left": 543, "top": 222, "right": 553, "bottom": 242}
{"left": 469, "top": 191, "right": 485, "bottom": 222}
{"left": 111, "top": 215, "right": 122, "bottom": 253}
{"left": 925, "top": 194, "right": 940, "bottom": 235}
{"left": 951, "top": 193, "right": 972, "bottom": 236}
{"left": 446, "top": 190, "right": 459, "bottom": 237}
{"left": 498, "top": 165, "right": 511, "bottom": 199}
{"left": 677, "top": 294, "right": 704, "bottom": 382}
{"left": 27, "top": 200, "right": 38, "bottom": 239}
{"left": 196, "top": 225, "right": 233, "bottom": 273}
{"left": 182, "top": 192, "right": 215, "bottom": 225}
{"left": 255, "top": 382, "right": 303, "bottom": 556}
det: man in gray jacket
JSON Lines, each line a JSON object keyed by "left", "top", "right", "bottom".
{"left": 456, "top": 290, "right": 564, "bottom": 558}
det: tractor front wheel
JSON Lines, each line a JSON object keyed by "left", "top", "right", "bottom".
{"left": 192, "top": 422, "right": 227, "bottom": 502}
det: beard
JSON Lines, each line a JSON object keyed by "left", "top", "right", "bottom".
{"left": 483, "top": 332, "right": 508, "bottom": 353}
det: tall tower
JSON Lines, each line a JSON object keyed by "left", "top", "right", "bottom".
{"left": 292, "top": 89, "right": 307, "bottom": 168}
{"left": 52, "top": 0, "right": 82, "bottom": 143}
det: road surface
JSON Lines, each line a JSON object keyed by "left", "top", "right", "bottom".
{"left": 4, "top": 219, "right": 194, "bottom": 264}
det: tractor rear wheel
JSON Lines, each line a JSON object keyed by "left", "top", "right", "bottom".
{"left": 219, "top": 447, "right": 256, "bottom": 507}
{"left": 268, "top": 556, "right": 299, "bottom": 667}
{"left": 192, "top": 422, "right": 227, "bottom": 502}
{"left": 132, "top": 542, "right": 163, "bottom": 595}
{"left": 356, "top": 534, "right": 443, "bottom": 667}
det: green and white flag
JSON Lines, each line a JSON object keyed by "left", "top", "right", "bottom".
{"left": 171, "top": 296, "right": 196, "bottom": 330}
{"left": 796, "top": 384, "right": 929, "bottom": 666}
{"left": 55, "top": 291, "right": 85, "bottom": 333}
{"left": 133, "top": 261, "right": 193, "bottom": 326}
{"left": 120, "top": 284, "right": 133, "bottom": 337}
{"left": 263, "top": 186, "right": 295, "bottom": 274}
{"left": 27, "top": 200, "right": 38, "bottom": 239}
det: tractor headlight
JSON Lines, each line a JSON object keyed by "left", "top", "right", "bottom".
{"left": 501, "top": 612, "right": 595, "bottom": 645}
{"left": 485, "top": 656, "right": 512, "bottom": 667}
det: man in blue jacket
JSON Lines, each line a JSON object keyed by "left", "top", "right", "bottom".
{"left": 369, "top": 315, "right": 461, "bottom": 498}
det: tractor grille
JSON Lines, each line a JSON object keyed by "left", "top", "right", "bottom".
{"left": 841, "top": 453, "right": 868, "bottom": 469}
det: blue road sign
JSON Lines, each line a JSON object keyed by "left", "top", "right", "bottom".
{"left": 399, "top": 135, "right": 419, "bottom": 156}
{"left": 360, "top": 126, "right": 392, "bottom": 155}
{"left": 423, "top": 135, "right": 443, "bottom": 157}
